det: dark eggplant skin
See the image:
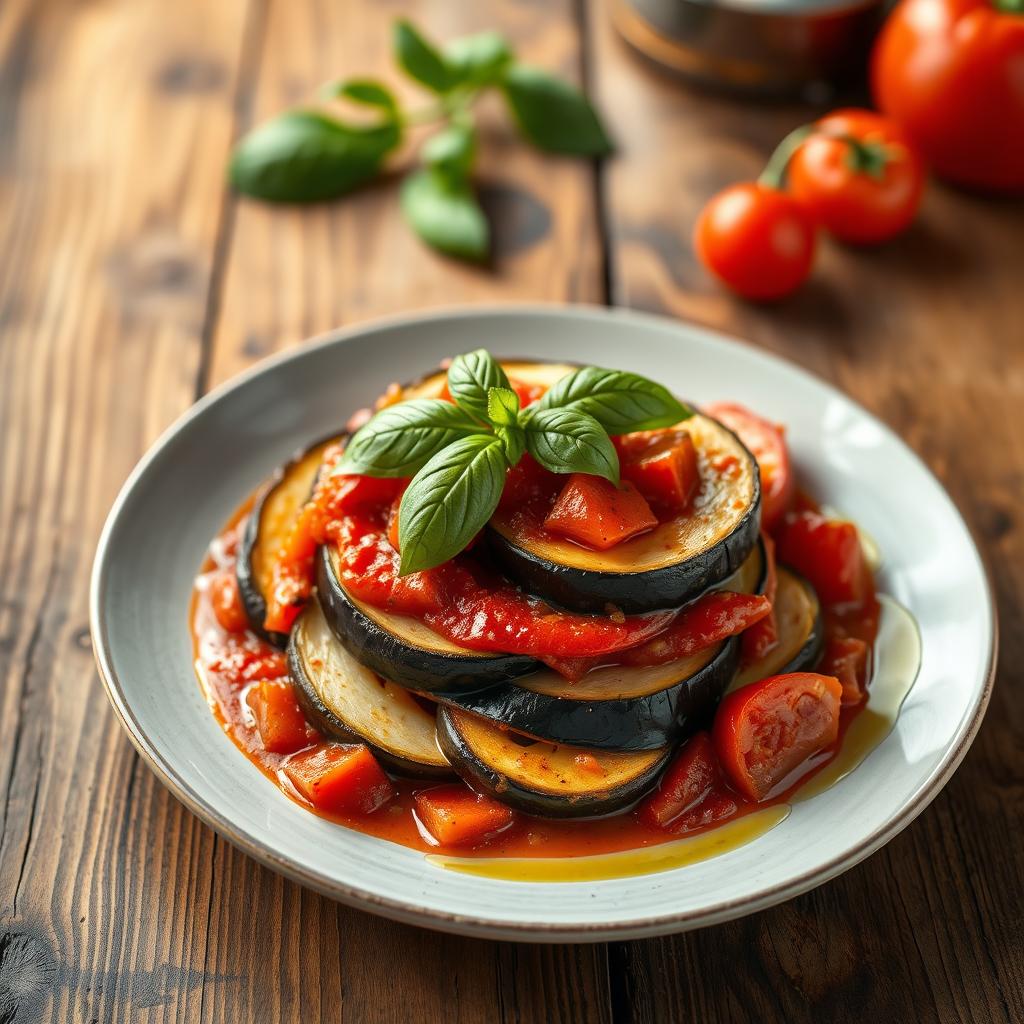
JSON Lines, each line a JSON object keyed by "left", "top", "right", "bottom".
{"left": 436, "top": 706, "right": 670, "bottom": 819}
{"left": 434, "top": 637, "right": 741, "bottom": 752}
{"left": 315, "top": 545, "right": 538, "bottom": 692}
{"left": 486, "top": 417, "right": 762, "bottom": 616}
{"left": 236, "top": 433, "right": 344, "bottom": 647}
{"left": 287, "top": 602, "right": 452, "bottom": 779}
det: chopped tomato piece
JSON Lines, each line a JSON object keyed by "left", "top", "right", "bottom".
{"left": 620, "top": 591, "right": 771, "bottom": 666}
{"left": 820, "top": 636, "right": 870, "bottom": 704}
{"left": 414, "top": 784, "right": 515, "bottom": 846}
{"left": 544, "top": 475, "right": 657, "bottom": 550}
{"left": 741, "top": 534, "right": 778, "bottom": 664}
{"left": 637, "top": 732, "right": 718, "bottom": 830}
{"left": 498, "top": 453, "right": 557, "bottom": 510}
{"left": 538, "top": 654, "right": 597, "bottom": 682}
{"left": 713, "top": 673, "right": 842, "bottom": 801}
{"left": 620, "top": 431, "right": 700, "bottom": 515}
{"left": 264, "top": 501, "right": 322, "bottom": 634}
{"left": 210, "top": 570, "right": 250, "bottom": 633}
{"left": 246, "top": 679, "right": 312, "bottom": 754}
{"left": 572, "top": 752, "right": 607, "bottom": 777}
{"left": 329, "top": 474, "right": 404, "bottom": 517}
{"left": 704, "top": 403, "right": 795, "bottom": 532}
{"left": 774, "top": 510, "right": 869, "bottom": 607}
{"left": 207, "top": 635, "right": 289, "bottom": 684}
{"left": 282, "top": 744, "right": 394, "bottom": 815}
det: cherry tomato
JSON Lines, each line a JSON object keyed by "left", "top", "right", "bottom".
{"left": 788, "top": 109, "right": 926, "bottom": 244}
{"left": 694, "top": 183, "right": 816, "bottom": 301}
{"left": 872, "top": 0, "right": 1024, "bottom": 193}
{"left": 713, "top": 673, "right": 842, "bottom": 801}
{"left": 703, "top": 402, "right": 795, "bottom": 532}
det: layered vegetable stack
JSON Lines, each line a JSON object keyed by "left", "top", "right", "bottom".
{"left": 215, "top": 353, "right": 877, "bottom": 848}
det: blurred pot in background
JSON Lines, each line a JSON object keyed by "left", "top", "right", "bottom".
{"left": 612, "top": 0, "right": 884, "bottom": 98}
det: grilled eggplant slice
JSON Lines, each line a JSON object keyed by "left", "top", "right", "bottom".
{"left": 732, "top": 567, "right": 823, "bottom": 689}
{"left": 437, "top": 706, "right": 670, "bottom": 818}
{"left": 288, "top": 597, "right": 451, "bottom": 778}
{"left": 316, "top": 544, "right": 538, "bottom": 692}
{"left": 236, "top": 434, "right": 344, "bottom": 645}
{"left": 432, "top": 538, "right": 767, "bottom": 750}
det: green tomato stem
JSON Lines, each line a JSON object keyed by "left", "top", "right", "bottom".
{"left": 758, "top": 124, "right": 892, "bottom": 188}
{"left": 993, "top": 0, "right": 1023, "bottom": 13}
{"left": 757, "top": 125, "right": 816, "bottom": 190}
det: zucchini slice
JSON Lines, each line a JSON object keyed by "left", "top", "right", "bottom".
{"left": 288, "top": 597, "right": 451, "bottom": 778}
{"left": 732, "top": 566, "right": 824, "bottom": 689}
{"left": 432, "top": 538, "right": 767, "bottom": 751}
{"left": 236, "top": 434, "right": 344, "bottom": 646}
{"left": 436, "top": 706, "right": 670, "bottom": 818}
{"left": 316, "top": 544, "right": 538, "bottom": 692}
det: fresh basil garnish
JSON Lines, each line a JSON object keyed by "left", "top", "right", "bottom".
{"left": 322, "top": 79, "right": 399, "bottom": 116}
{"left": 446, "top": 350, "right": 511, "bottom": 422}
{"left": 534, "top": 366, "right": 692, "bottom": 433}
{"left": 444, "top": 31, "right": 513, "bottom": 86}
{"left": 422, "top": 121, "right": 476, "bottom": 177}
{"left": 338, "top": 399, "right": 481, "bottom": 477}
{"left": 398, "top": 435, "right": 507, "bottom": 574}
{"left": 400, "top": 169, "right": 489, "bottom": 262}
{"left": 523, "top": 407, "right": 620, "bottom": 485}
{"left": 394, "top": 20, "right": 460, "bottom": 94}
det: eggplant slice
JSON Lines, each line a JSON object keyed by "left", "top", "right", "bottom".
{"left": 432, "top": 538, "right": 767, "bottom": 751}
{"left": 236, "top": 434, "right": 344, "bottom": 646}
{"left": 288, "top": 597, "right": 451, "bottom": 777}
{"left": 731, "top": 567, "right": 823, "bottom": 690}
{"left": 437, "top": 706, "right": 669, "bottom": 818}
{"left": 316, "top": 544, "right": 538, "bottom": 692}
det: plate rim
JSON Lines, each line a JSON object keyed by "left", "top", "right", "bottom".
{"left": 89, "top": 303, "right": 999, "bottom": 942}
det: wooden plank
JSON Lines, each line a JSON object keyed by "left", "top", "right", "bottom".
{"left": 196, "top": 3, "right": 612, "bottom": 1022}
{"left": 589, "top": 3, "right": 1024, "bottom": 1022}
{"left": 0, "top": 0, "right": 252, "bottom": 1021}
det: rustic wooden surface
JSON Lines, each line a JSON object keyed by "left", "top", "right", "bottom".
{"left": 1, "top": 0, "right": 1021, "bottom": 1020}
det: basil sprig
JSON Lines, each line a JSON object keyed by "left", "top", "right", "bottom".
{"left": 338, "top": 351, "right": 692, "bottom": 574}
{"left": 229, "top": 20, "right": 612, "bottom": 263}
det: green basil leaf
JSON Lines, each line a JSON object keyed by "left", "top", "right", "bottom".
{"left": 398, "top": 435, "right": 508, "bottom": 574}
{"left": 535, "top": 366, "right": 692, "bottom": 433}
{"left": 422, "top": 121, "right": 475, "bottom": 177}
{"left": 400, "top": 168, "right": 489, "bottom": 262}
{"left": 394, "top": 20, "right": 459, "bottom": 93}
{"left": 445, "top": 31, "right": 513, "bottom": 86}
{"left": 322, "top": 78, "right": 399, "bottom": 116}
{"left": 501, "top": 65, "right": 613, "bottom": 156}
{"left": 229, "top": 111, "right": 399, "bottom": 202}
{"left": 496, "top": 423, "right": 525, "bottom": 466}
{"left": 524, "top": 408, "right": 620, "bottom": 484}
{"left": 446, "top": 350, "right": 511, "bottom": 422}
{"left": 337, "top": 399, "right": 483, "bottom": 477}
{"left": 486, "top": 386, "right": 520, "bottom": 428}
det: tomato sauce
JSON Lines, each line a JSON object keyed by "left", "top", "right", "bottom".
{"left": 190, "top": 495, "right": 880, "bottom": 862}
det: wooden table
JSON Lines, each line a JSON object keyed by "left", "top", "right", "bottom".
{"left": 2, "top": 1, "right": 1021, "bottom": 1020}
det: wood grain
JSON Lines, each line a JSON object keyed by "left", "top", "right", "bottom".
{"left": 589, "top": 2, "right": 1024, "bottom": 1021}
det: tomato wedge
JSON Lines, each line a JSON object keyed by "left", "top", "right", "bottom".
{"left": 544, "top": 475, "right": 657, "bottom": 550}
{"left": 774, "top": 509, "right": 869, "bottom": 607}
{"left": 713, "top": 673, "right": 842, "bottom": 801}
{"left": 704, "top": 403, "right": 795, "bottom": 532}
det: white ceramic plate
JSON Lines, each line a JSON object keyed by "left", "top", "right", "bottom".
{"left": 90, "top": 306, "right": 996, "bottom": 942}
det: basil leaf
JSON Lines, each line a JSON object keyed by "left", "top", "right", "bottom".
{"left": 322, "top": 78, "right": 399, "bottom": 117}
{"left": 501, "top": 66, "right": 613, "bottom": 156}
{"left": 394, "top": 20, "right": 459, "bottom": 93}
{"left": 398, "top": 435, "right": 508, "bottom": 574}
{"left": 337, "top": 399, "right": 483, "bottom": 477}
{"left": 445, "top": 31, "right": 513, "bottom": 86}
{"left": 496, "top": 423, "right": 525, "bottom": 466}
{"left": 486, "top": 386, "right": 520, "bottom": 428}
{"left": 535, "top": 366, "right": 691, "bottom": 433}
{"left": 400, "top": 168, "right": 488, "bottom": 262}
{"left": 446, "top": 350, "right": 511, "bottom": 422}
{"left": 524, "top": 408, "right": 620, "bottom": 484}
{"left": 422, "top": 121, "right": 475, "bottom": 177}
{"left": 229, "top": 111, "right": 399, "bottom": 202}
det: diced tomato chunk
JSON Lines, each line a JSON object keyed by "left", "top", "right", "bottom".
{"left": 774, "top": 510, "right": 869, "bottom": 607}
{"left": 741, "top": 533, "right": 778, "bottom": 664}
{"left": 820, "top": 636, "right": 870, "bottom": 704}
{"left": 616, "top": 429, "right": 700, "bottom": 515}
{"left": 637, "top": 733, "right": 719, "bottom": 830}
{"left": 544, "top": 475, "right": 657, "bottom": 550}
{"left": 329, "top": 474, "right": 404, "bottom": 516}
{"left": 210, "top": 570, "right": 250, "bottom": 633}
{"left": 498, "top": 453, "right": 557, "bottom": 510}
{"left": 538, "top": 654, "right": 597, "bottom": 682}
{"left": 713, "top": 672, "right": 842, "bottom": 801}
{"left": 414, "top": 785, "right": 515, "bottom": 847}
{"left": 282, "top": 744, "right": 394, "bottom": 815}
{"left": 246, "top": 679, "right": 312, "bottom": 754}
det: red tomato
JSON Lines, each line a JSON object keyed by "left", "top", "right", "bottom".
{"left": 210, "top": 570, "right": 250, "bottom": 633}
{"left": 414, "top": 785, "right": 515, "bottom": 846}
{"left": 872, "top": 0, "right": 1024, "bottom": 193}
{"left": 819, "top": 636, "right": 871, "bottom": 704}
{"left": 694, "top": 183, "right": 816, "bottom": 301}
{"left": 713, "top": 673, "right": 843, "bottom": 801}
{"left": 703, "top": 402, "right": 795, "bottom": 532}
{"left": 619, "top": 430, "right": 700, "bottom": 515}
{"left": 774, "top": 510, "right": 869, "bottom": 607}
{"left": 637, "top": 732, "right": 723, "bottom": 830}
{"left": 246, "top": 679, "right": 313, "bottom": 754}
{"left": 282, "top": 744, "right": 394, "bottom": 815}
{"left": 788, "top": 109, "right": 926, "bottom": 244}
{"left": 741, "top": 533, "right": 779, "bottom": 663}
{"left": 544, "top": 475, "right": 657, "bottom": 551}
